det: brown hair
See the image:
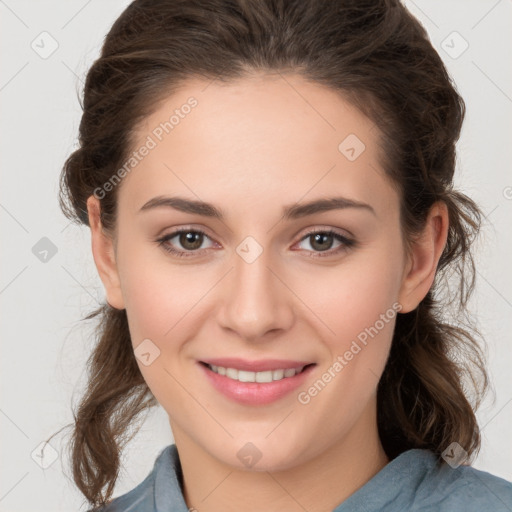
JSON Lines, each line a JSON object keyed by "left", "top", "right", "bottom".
{"left": 55, "top": 0, "right": 490, "bottom": 507}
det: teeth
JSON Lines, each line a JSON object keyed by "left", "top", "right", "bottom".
{"left": 209, "top": 364, "right": 305, "bottom": 382}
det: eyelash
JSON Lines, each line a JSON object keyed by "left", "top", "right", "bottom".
{"left": 156, "top": 227, "right": 356, "bottom": 259}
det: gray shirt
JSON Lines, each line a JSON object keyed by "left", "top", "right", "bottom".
{"left": 95, "top": 444, "right": 512, "bottom": 511}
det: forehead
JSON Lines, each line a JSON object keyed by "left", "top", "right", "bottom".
{"left": 119, "top": 73, "right": 397, "bottom": 219}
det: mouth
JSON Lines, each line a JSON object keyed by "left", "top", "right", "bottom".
{"left": 199, "top": 361, "right": 316, "bottom": 383}
{"left": 197, "top": 360, "right": 317, "bottom": 405}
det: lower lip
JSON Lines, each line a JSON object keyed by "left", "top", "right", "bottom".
{"left": 198, "top": 362, "right": 316, "bottom": 405}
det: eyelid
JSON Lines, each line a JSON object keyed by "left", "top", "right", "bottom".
{"left": 155, "top": 223, "right": 215, "bottom": 240}
{"left": 294, "top": 224, "right": 354, "bottom": 241}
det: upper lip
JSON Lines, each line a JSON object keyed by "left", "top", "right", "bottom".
{"left": 200, "top": 358, "right": 315, "bottom": 372}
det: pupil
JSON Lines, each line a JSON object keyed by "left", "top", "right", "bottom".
{"left": 312, "top": 233, "right": 332, "bottom": 251}
{"left": 181, "top": 231, "right": 202, "bottom": 250}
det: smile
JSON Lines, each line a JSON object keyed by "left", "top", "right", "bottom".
{"left": 198, "top": 361, "right": 317, "bottom": 405}
{"left": 206, "top": 363, "right": 309, "bottom": 383}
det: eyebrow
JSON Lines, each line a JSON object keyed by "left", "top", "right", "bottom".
{"left": 138, "top": 195, "right": 376, "bottom": 220}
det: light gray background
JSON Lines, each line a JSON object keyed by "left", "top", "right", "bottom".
{"left": 1, "top": 1, "right": 511, "bottom": 510}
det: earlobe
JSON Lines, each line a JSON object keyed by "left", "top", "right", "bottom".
{"left": 397, "top": 201, "right": 449, "bottom": 313}
{"left": 86, "top": 195, "right": 125, "bottom": 310}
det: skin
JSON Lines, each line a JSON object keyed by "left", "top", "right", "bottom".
{"left": 87, "top": 73, "right": 448, "bottom": 512}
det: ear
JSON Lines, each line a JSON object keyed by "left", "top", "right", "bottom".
{"left": 397, "top": 201, "right": 449, "bottom": 313}
{"left": 86, "top": 195, "right": 125, "bottom": 310}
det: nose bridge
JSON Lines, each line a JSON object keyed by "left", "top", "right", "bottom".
{"left": 218, "top": 240, "right": 293, "bottom": 339}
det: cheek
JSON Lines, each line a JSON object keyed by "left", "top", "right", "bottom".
{"left": 294, "top": 243, "right": 404, "bottom": 344}
{"left": 118, "top": 251, "right": 205, "bottom": 410}
{"left": 117, "top": 241, "right": 208, "bottom": 344}
{"left": 292, "top": 249, "right": 402, "bottom": 429}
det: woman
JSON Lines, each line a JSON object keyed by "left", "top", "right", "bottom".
{"left": 57, "top": 0, "right": 512, "bottom": 510}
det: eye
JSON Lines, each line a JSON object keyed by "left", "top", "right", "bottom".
{"left": 156, "top": 228, "right": 216, "bottom": 258}
{"left": 294, "top": 229, "right": 355, "bottom": 258}
{"left": 156, "top": 227, "right": 356, "bottom": 259}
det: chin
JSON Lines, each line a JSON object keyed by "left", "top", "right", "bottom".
{"left": 215, "top": 440, "right": 307, "bottom": 473}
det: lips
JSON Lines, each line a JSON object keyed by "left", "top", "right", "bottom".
{"left": 199, "top": 357, "right": 316, "bottom": 372}
{"left": 198, "top": 360, "right": 317, "bottom": 405}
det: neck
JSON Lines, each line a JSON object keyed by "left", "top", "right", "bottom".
{"left": 171, "top": 398, "right": 389, "bottom": 512}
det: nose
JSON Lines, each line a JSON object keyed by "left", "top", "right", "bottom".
{"left": 217, "top": 247, "right": 295, "bottom": 342}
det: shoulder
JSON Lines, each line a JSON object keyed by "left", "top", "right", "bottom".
{"left": 89, "top": 444, "right": 182, "bottom": 512}
{"left": 337, "top": 448, "right": 512, "bottom": 512}
{"left": 407, "top": 449, "right": 512, "bottom": 511}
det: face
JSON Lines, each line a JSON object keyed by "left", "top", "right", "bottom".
{"left": 92, "top": 73, "right": 419, "bottom": 472}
